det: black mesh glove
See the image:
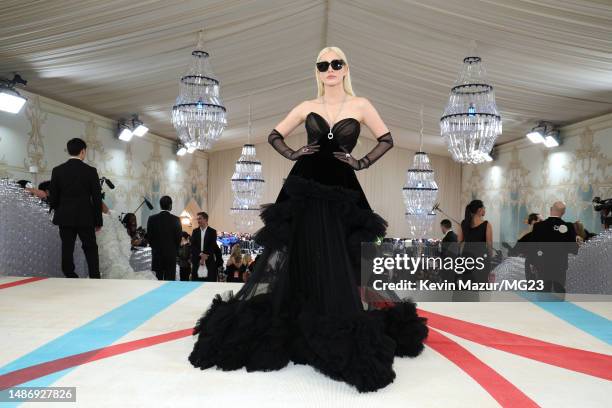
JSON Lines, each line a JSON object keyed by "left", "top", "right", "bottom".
{"left": 268, "top": 129, "right": 319, "bottom": 160}
{"left": 333, "top": 132, "right": 393, "bottom": 170}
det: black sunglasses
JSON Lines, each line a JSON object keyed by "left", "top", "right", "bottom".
{"left": 316, "top": 59, "right": 345, "bottom": 72}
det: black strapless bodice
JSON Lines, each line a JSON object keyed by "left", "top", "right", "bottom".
{"left": 276, "top": 112, "right": 371, "bottom": 209}
{"left": 305, "top": 111, "right": 360, "bottom": 153}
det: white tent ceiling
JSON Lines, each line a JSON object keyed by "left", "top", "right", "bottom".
{"left": 1, "top": 0, "right": 611, "bottom": 155}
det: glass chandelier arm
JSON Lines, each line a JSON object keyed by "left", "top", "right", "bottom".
{"left": 268, "top": 129, "right": 319, "bottom": 160}
{"left": 356, "top": 132, "right": 393, "bottom": 170}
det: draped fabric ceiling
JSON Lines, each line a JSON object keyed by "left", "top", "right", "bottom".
{"left": 1, "top": 0, "right": 611, "bottom": 155}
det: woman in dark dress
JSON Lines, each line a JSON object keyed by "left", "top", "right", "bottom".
{"left": 225, "top": 244, "right": 244, "bottom": 283}
{"left": 189, "top": 46, "right": 428, "bottom": 393}
{"left": 458, "top": 199, "right": 493, "bottom": 283}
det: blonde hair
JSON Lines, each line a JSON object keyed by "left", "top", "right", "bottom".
{"left": 315, "top": 46, "right": 356, "bottom": 98}
{"left": 229, "top": 244, "right": 242, "bottom": 264}
{"left": 242, "top": 253, "right": 252, "bottom": 267}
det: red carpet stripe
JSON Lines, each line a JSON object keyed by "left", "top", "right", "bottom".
{"left": 426, "top": 328, "right": 540, "bottom": 408}
{"left": 0, "top": 328, "right": 193, "bottom": 390}
{"left": 419, "top": 309, "right": 612, "bottom": 380}
{"left": 0, "top": 277, "right": 46, "bottom": 290}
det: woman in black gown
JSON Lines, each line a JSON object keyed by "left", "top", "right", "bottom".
{"left": 189, "top": 46, "right": 428, "bottom": 392}
{"left": 458, "top": 199, "right": 493, "bottom": 283}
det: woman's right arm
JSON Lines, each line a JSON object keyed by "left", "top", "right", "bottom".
{"left": 268, "top": 102, "right": 319, "bottom": 160}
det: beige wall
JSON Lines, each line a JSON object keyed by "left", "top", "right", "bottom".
{"left": 207, "top": 129, "right": 462, "bottom": 238}
{"left": 0, "top": 90, "right": 208, "bottom": 227}
{"left": 461, "top": 113, "right": 612, "bottom": 243}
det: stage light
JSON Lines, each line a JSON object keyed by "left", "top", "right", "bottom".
{"left": 526, "top": 125, "right": 545, "bottom": 144}
{"left": 0, "top": 74, "right": 27, "bottom": 114}
{"left": 131, "top": 114, "right": 149, "bottom": 137}
{"left": 543, "top": 130, "right": 560, "bottom": 148}
{"left": 117, "top": 120, "right": 133, "bottom": 142}
{"left": 186, "top": 143, "right": 197, "bottom": 154}
{"left": 176, "top": 144, "right": 187, "bottom": 156}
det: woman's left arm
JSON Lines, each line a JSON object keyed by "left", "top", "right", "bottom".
{"left": 334, "top": 98, "right": 393, "bottom": 170}
{"left": 486, "top": 222, "right": 494, "bottom": 256}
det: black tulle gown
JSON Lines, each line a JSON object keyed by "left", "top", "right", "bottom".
{"left": 189, "top": 112, "right": 428, "bottom": 392}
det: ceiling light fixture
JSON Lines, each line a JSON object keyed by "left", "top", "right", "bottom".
{"left": 117, "top": 119, "right": 133, "bottom": 142}
{"left": 131, "top": 114, "right": 149, "bottom": 137}
{"left": 0, "top": 74, "right": 27, "bottom": 114}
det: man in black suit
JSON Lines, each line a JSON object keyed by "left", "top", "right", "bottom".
{"left": 49, "top": 138, "right": 102, "bottom": 279}
{"left": 529, "top": 201, "right": 579, "bottom": 292}
{"left": 440, "top": 219, "right": 458, "bottom": 257}
{"left": 146, "top": 196, "right": 182, "bottom": 280}
{"left": 190, "top": 211, "right": 223, "bottom": 282}
{"left": 439, "top": 219, "right": 458, "bottom": 282}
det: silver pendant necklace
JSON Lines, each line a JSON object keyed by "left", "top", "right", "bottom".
{"left": 322, "top": 94, "right": 347, "bottom": 140}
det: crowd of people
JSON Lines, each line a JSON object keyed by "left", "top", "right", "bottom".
{"left": 15, "top": 137, "right": 261, "bottom": 283}
{"left": 14, "top": 137, "right": 610, "bottom": 293}
{"left": 432, "top": 199, "right": 612, "bottom": 292}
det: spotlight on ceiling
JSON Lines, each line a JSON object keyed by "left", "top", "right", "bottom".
{"left": 176, "top": 143, "right": 187, "bottom": 156}
{"left": 131, "top": 114, "right": 149, "bottom": 137}
{"left": 526, "top": 123, "right": 546, "bottom": 144}
{"left": 0, "top": 74, "right": 28, "bottom": 114}
{"left": 526, "top": 122, "right": 560, "bottom": 148}
{"left": 117, "top": 119, "right": 133, "bottom": 142}
{"left": 186, "top": 143, "right": 197, "bottom": 154}
{"left": 543, "top": 130, "right": 560, "bottom": 148}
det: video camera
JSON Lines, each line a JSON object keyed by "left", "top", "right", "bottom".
{"left": 592, "top": 197, "right": 612, "bottom": 213}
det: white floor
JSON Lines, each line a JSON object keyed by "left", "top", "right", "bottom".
{"left": 0, "top": 277, "right": 610, "bottom": 407}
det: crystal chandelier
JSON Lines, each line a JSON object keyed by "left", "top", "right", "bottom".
{"left": 230, "top": 100, "right": 265, "bottom": 232}
{"left": 403, "top": 106, "right": 439, "bottom": 238}
{"left": 172, "top": 31, "right": 227, "bottom": 151}
{"left": 405, "top": 211, "right": 437, "bottom": 239}
{"left": 440, "top": 54, "right": 501, "bottom": 164}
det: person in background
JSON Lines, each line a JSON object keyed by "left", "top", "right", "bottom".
{"left": 241, "top": 253, "right": 256, "bottom": 282}
{"left": 225, "top": 244, "right": 244, "bottom": 283}
{"left": 190, "top": 212, "right": 223, "bottom": 282}
{"left": 122, "top": 213, "right": 148, "bottom": 247}
{"left": 439, "top": 219, "right": 458, "bottom": 282}
{"left": 518, "top": 213, "right": 543, "bottom": 240}
{"left": 49, "top": 138, "right": 103, "bottom": 279}
{"left": 25, "top": 180, "right": 51, "bottom": 202}
{"left": 178, "top": 231, "right": 192, "bottom": 281}
{"left": 457, "top": 199, "right": 493, "bottom": 284}
{"left": 528, "top": 201, "right": 578, "bottom": 292}
{"left": 573, "top": 220, "right": 596, "bottom": 243}
{"left": 146, "top": 195, "right": 182, "bottom": 281}
{"left": 439, "top": 219, "right": 458, "bottom": 257}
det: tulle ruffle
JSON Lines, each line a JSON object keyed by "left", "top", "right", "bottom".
{"left": 189, "top": 292, "right": 427, "bottom": 392}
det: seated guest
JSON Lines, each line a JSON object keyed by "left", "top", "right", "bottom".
{"left": 241, "top": 253, "right": 254, "bottom": 282}
{"left": 573, "top": 220, "right": 596, "bottom": 243}
{"left": 122, "top": 212, "right": 148, "bottom": 247}
{"left": 25, "top": 180, "right": 51, "bottom": 201}
{"left": 226, "top": 244, "right": 244, "bottom": 283}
